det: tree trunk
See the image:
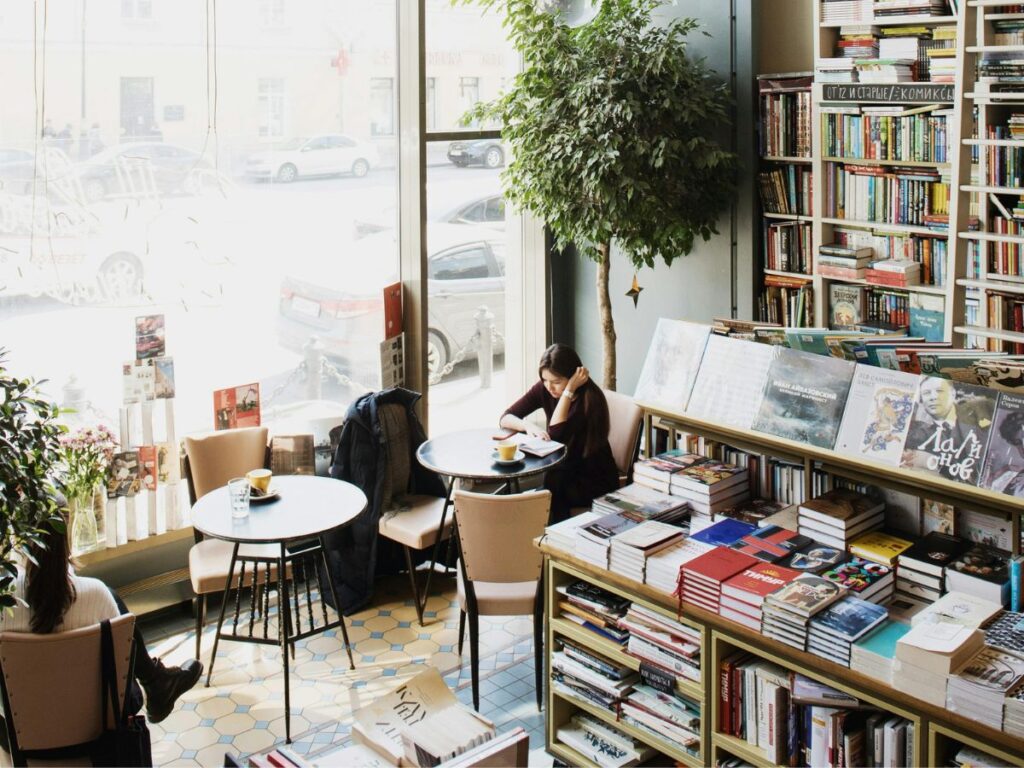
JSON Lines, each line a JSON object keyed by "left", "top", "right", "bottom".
{"left": 596, "top": 242, "right": 616, "bottom": 391}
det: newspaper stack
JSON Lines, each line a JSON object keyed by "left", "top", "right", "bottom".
{"left": 645, "top": 538, "right": 714, "bottom": 596}
{"left": 608, "top": 521, "right": 686, "bottom": 583}
{"left": 543, "top": 511, "right": 600, "bottom": 556}
{"left": 1005, "top": 682, "right": 1024, "bottom": 738}
{"left": 947, "top": 646, "right": 1024, "bottom": 732}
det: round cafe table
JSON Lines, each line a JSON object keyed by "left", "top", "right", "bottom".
{"left": 192, "top": 475, "right": 367, "bottom": 743}
{"left": 414, "top": 427, "right": 566, "bottom": 616}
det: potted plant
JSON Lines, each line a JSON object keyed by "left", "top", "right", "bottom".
{"left": 58, "top": 424, "right": 118, "bottom": 553}
{"left": 0, "top": 349, "right": 66, "bottom": 608}
{"left": 464, "top": 0, "right": 738, "bottom": 389}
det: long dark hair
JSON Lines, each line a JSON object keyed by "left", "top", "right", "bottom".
{"left": 539, "top": 343, "right": 610, "bottom": 458}
{"left": 25, "top": 513, "right": 76, "bottom": 634}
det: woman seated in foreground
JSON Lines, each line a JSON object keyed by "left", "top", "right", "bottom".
{"left": 0, "top": 511, "right": 202, "bottom": 729}
{"left": 500, "top": 343, "right": 619, "bottom": 523}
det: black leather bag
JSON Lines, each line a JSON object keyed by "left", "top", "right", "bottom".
{"left": 90, "top": 619, "right": 153, "bottom": 767}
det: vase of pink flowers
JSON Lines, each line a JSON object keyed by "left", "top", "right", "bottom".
{"left": 59, "top": 425, "right": 118, "bottom": 554}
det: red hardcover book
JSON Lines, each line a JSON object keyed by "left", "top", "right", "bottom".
{"left": 719, "top": 657, "right": 732, "bottom": 735}
{"left": 721, "top": 563, "right": 801, "bottom": 607}
{"left": 682, "top": 547, "right": 759, "bottom": 587}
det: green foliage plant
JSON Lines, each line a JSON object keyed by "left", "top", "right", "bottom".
{"left": 462, "top": 0, "right": 737, "bottom": 388}
{"left": 0, "top": 349, "right": 66, "bottom": 609}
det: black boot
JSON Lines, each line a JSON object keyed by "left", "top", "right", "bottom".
{"left": 140, "top": 658, "right": 203, "bottom": 723}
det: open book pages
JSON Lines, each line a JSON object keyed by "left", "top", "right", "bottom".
{"left": 510, "top": 433, "right": 564, "bottom": 457}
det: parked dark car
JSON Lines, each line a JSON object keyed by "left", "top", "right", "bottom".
{"left": 446, "top": 139, "right": 505, "bottom": 169}
{"left": 278, "top": 224, "right": 505, "bottom": 377}
{"left": 73, "top": 142, "right": 209, "bottom": 201}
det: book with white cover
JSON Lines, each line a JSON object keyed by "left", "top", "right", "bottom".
{"left": 610, "top": 520, "right": 685, "bottom": 553}
{"left": 835, "top": 365, "right": 920, "bottom": 466}
{"left": 544, "top": 511, "right": 600, "bottom": 555}
{"left": 686, "top": 335, "right": 776, "bottom": 430}
{"left": 633, "top": 319, "right": 711, "bottom": 413}
{"left": 911, "top": 591, "right": 1003, "bottom": 629}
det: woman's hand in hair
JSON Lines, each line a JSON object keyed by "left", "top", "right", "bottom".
{"left": 567, "top": 366, "right": 589, "bottom": 394}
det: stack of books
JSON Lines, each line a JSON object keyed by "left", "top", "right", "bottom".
{"left": 914, "top": 591, "right": 1003, "bottom": 631}
{"left": 797, "top": 488, "right": 885, "bottom": 551}
{"left": 851, "top": 620, "right": 910, "bottom": 685}
{"left": 680, "top": 548, "right": 759, "bottom": 614}
{"left": 555, "top": 581, "right": 630, "bottom": 646}
{"left": 848, "top": 530, "right": 913, "bottom": 567}
{"left": 620, "top": 684, "right": 701, "bottom": 754}
{"left": 816, "top": 57, "right": 858, "bottom": 83}
{"left": 690, "top": 518, "right": 757, "bottom": 548}
{"left": 713, "top": 498, "right": 787, "bottom": 526}
{"left": 865, "top": 258, "right": 922, "bottom": 287}
{"left": 762, "top": 574, "right": 848, "bottom": 652}
{"left": 777, "top": 543, "right": 846, "bottom": 574}
{"left": 552, "top": 640, "right": 638, "bottom": 709}
{"left": 816, "top": 243, "right": 873, "bottom": 280}
{"left": 631, "top": 450, "right": 707, "bottom": 495}
{"left": 894, "top": 619, "right": 985, "bottom": 707}
{"left": 719, "top": 562, "right": 801, "bottom": 631}
{"left": 822, "top": 557, "right": 894, "bottom": 604}
{"left": 837, "top": 24, "right": 880, "bottom": 58}
{"left": 555, "top": 711, "right": 655, "bottom": 767}
{"left": 645, "top": 538, "right": 715, "bottom": 595}
{"left": 729, "top": 524, "right": 814, "bottom": 563}
{"left": 543, "top": 511, "right": 600, "bottom": 556}
{"left": 821, "top": 0, "right": 873, "bottom": 25}
{"left": 855, "top": 58, "right": 915, "bottom": 84}
{"left": 874, "top": 0, "right": 949, "bottom": 17}
{"left": 670, "top": 462, "right": 749, "bottom": 524}
{"left": 946, "top": 544, "right": 1011, "bottom": 606}
{"left": 1005, "top": 684, "right": 1024, "bottom": 739}
{"left": 619, "top": 604, "right": 702, "bottom": 683}
{"left": 608, "top": 521, "right": 686, "bottom": 583}
{"left": 984, "top": 609, "right": 1024, "bottom": 652}
{"left": 895, "top": 531, "right": 970, "bottom": 605}
{"left": 806, "top": 595, "right": 888, "bottom": 667}
{"left": 947, "top": 646, "right": 1024, "bottom": 731}
{"left": 591, "top": 483, "right": 691, "bottom": 522}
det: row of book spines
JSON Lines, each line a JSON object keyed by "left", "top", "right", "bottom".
{"left": 822, "top": 112, "right": 949, "bottom": 164}
{"left": 983, "top": 137, "right": 1024, "bottom": 188}
{"left": 818, "top": 242, "right": 946, "bottom": 286}
{"left": 986, "top": 292, "right": 1024, "bottom": 355}
{"left": 764, "top": 222, "right": 813, "bottom": 275}
{"left": 758, "top": 283, "right": 815, "bottom": 328}
{"left": 825, "top": 167, "right": 950, "bottom": 226}
{"left": 760, "top": 91, "right": 812, "bottom": 158}
{"left": 758, "top": 166, "right": 813, "bottom": 216}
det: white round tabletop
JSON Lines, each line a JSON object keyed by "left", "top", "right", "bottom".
{"left": 192, "top": 475, "right": 367, "bottom": 545}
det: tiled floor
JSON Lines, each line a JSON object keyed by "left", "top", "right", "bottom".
{"left": 137, "top": 574, "right": 550, "bottom": 767}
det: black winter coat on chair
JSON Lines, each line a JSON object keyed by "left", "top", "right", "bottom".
{"left": 324, "top": 387, "right": 445, "bottom": 614}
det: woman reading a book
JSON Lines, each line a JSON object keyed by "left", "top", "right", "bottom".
{"left": 500, "top": 344, "right": 618, "bottom": 522}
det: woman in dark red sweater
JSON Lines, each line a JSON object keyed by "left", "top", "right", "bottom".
{"left": 500, "top": 344, "right": 619, "bottom": 522}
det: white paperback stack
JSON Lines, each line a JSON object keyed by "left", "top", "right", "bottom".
{"left": 669, "top": 462, "right": 749, "bottom": 527}
{"left": 591, "top": 483, "right": 690, "bottom": 523}
{"left": 544, "top": 511, "right": 600, "bottom": 556}
{"left": 894, "top": 620, "right": 985, "bottom": 707}
{"left": 820, "top": 0, "right": 873, "bottom": 24}
{"left": 947, "top": 646, "right": 1024, "bottom": 731}
{"left": 645, "top": 539, "right": 715, "bottom": 596}
{"left": 608, "top": 521, "right": 686, "bottom": 583}
{"left": 797, "top": 488, "right": 885, "bottom": 551}
{"left": 1005, "top": 683, "right": 1024, "bottom": 738}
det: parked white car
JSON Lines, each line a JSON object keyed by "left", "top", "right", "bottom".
{"left": 244, "top": 135, "right": 380, "bottom": 182}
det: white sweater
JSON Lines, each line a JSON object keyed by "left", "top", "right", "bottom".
{"left": 0, "top": 570, "right": 119, "bottom": 633}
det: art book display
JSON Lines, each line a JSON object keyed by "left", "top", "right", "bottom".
{"left": 835, "top": 365, "right": 920, "bottom": 465}
{"left": 685, "top": 335, "right": 774, "bottom": 430}
{"left": 633, "top": 319, "right": 710, "bottom": 414}
{"left": 214, "top": 382, "right": 262, "bottom": 430}
{"left": 979, "top": 392, "right": 1024, "bottom": 496}
{"left": 135, "top": 314, "right": 166, "bottom": 360}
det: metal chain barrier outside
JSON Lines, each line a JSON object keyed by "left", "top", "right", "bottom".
{"left": 320, "top": 358, "right": 376, "bottom": 395}
{"left": 263, "top": 360, "right": 308, "bottom": 409}
{"left": 429, "top": 329, "right": 479, "bottom": 386}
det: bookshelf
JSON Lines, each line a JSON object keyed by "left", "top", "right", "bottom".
{"left": 810, "top": 3, "right": 969, "bottom": 339}
{"left": 954, "top": 1, "right": 1024, "bottom": 351}
{"left": 756, "top": 72, "right": 816, "bottom": 327}
{"left": 540, "top": 399, "right": 1024, "bottom": 767}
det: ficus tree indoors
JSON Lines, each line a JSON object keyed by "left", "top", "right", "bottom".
{"left": 462, "top": 0, "right": 737, "bottom": 389}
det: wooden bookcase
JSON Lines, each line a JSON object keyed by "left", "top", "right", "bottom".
{"left": 540, "top": 400, "right": 1024, "bottom": 767}
{"left": 810, "top": 2, "right": 971, "bottom": 338}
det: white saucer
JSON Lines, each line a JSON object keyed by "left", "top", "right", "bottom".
{"left": 491, "top": 449, "right": 525, "bottom": 465}
{"left": 250, "top": 486, "right": 280, "bottom": 503}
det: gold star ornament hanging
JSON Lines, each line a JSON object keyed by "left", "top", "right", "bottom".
{"left": 626, "top": 273, "right": 644, "bottom": 307}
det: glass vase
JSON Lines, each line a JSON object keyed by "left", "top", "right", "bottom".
{"left": 70, "top": 487, "right": 99, "bottom": 555}
{"left": 92, "top": 484, "right": 107, "bottom": 546}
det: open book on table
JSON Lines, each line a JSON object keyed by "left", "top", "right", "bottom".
{"left": 510, "top": 433, "right": 564, "bottom": 457}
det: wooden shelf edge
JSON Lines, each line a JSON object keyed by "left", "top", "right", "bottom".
{"left": 712, "top": 732, "right": 783, "bottom": 768}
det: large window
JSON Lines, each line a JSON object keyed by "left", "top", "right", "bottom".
{"left": 369, "top": 78, "right": 395, "bottom": 137}
{"left": 257, "top": 78, "right": 286, "bottom": 138}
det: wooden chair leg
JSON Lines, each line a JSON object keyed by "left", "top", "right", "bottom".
{"left": 194, "top": 594, "right": 205, "bottom": 662}
{"left": 533, "top": 590, "right": 544, "bottom": 711}
{"left": 458, "top": 609, "right": 466, "bottom": 656}
{"left": 468, "top": 608, "right": 480, "bottom": 712}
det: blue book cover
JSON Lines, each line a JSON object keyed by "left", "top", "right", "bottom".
{"left": 852, "top": 619, "right": 909, "bottom": 660}
{"left": 810, "top": 596, "right": 887, "bottom": 641}
{"left": 690, "top": 518, "right": 757, "bottom": 547}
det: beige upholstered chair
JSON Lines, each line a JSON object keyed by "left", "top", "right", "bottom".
{"left": 184, "top": 426, "right": 281, "bottom": 662}
{"left": 375, "top": 403, "right": 452, "bottom": 626}
{"left": 454, "top": 489, "right": 550, "bottom": 711}
{"left": 0, "top": 613, "right": 135, "bottom": 766}
{"left": 604, "top": 388, "right": 643, "bottom": 486}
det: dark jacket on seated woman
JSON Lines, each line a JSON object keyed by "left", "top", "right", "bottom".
{"left": 502, "top": 348, "right": 619, "bottom": 522}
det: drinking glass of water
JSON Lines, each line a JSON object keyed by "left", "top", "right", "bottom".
{"left": 228, "top": 477, "right": 250, "bottom": 519}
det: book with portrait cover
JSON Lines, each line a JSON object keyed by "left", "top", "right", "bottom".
{"left": 809, "top": 596, "right": 888, "bottom": 642}
{"left": 900, "top": 377, "right": 998, "bottom": 486}
{"left": 106, "top": 450, "right": 141, "bottom": 498}
{"left": 134, "top": 314, "right": 165, "bottom": 360}
{"left": 751, "top": 347, "right": 855, "bottom": 449}
{"left": 764, "top": 574, "right": 847, "bottom": 617}
{"left": 778, "top": 544, "right": 846, "bottom": 573}
{"left": 686, "top": 335, "right": 775, "bottom": 430}
{"left": 835, "top": 365, "right": 920, "bottom": 466}
{"left": 633, "top": 319, "right": 711, "bottom": 414}
{"left": 137, "top": 445, "right": 158, "bottom": 493}
{"left": 213, "top": 383, "right": 261, "bottom": 430}
{"left": 979, "top": 392, "right": 1024, "bottom": 497}
{"left": 152, "top": 356, "right": 175, "bottom": 399}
